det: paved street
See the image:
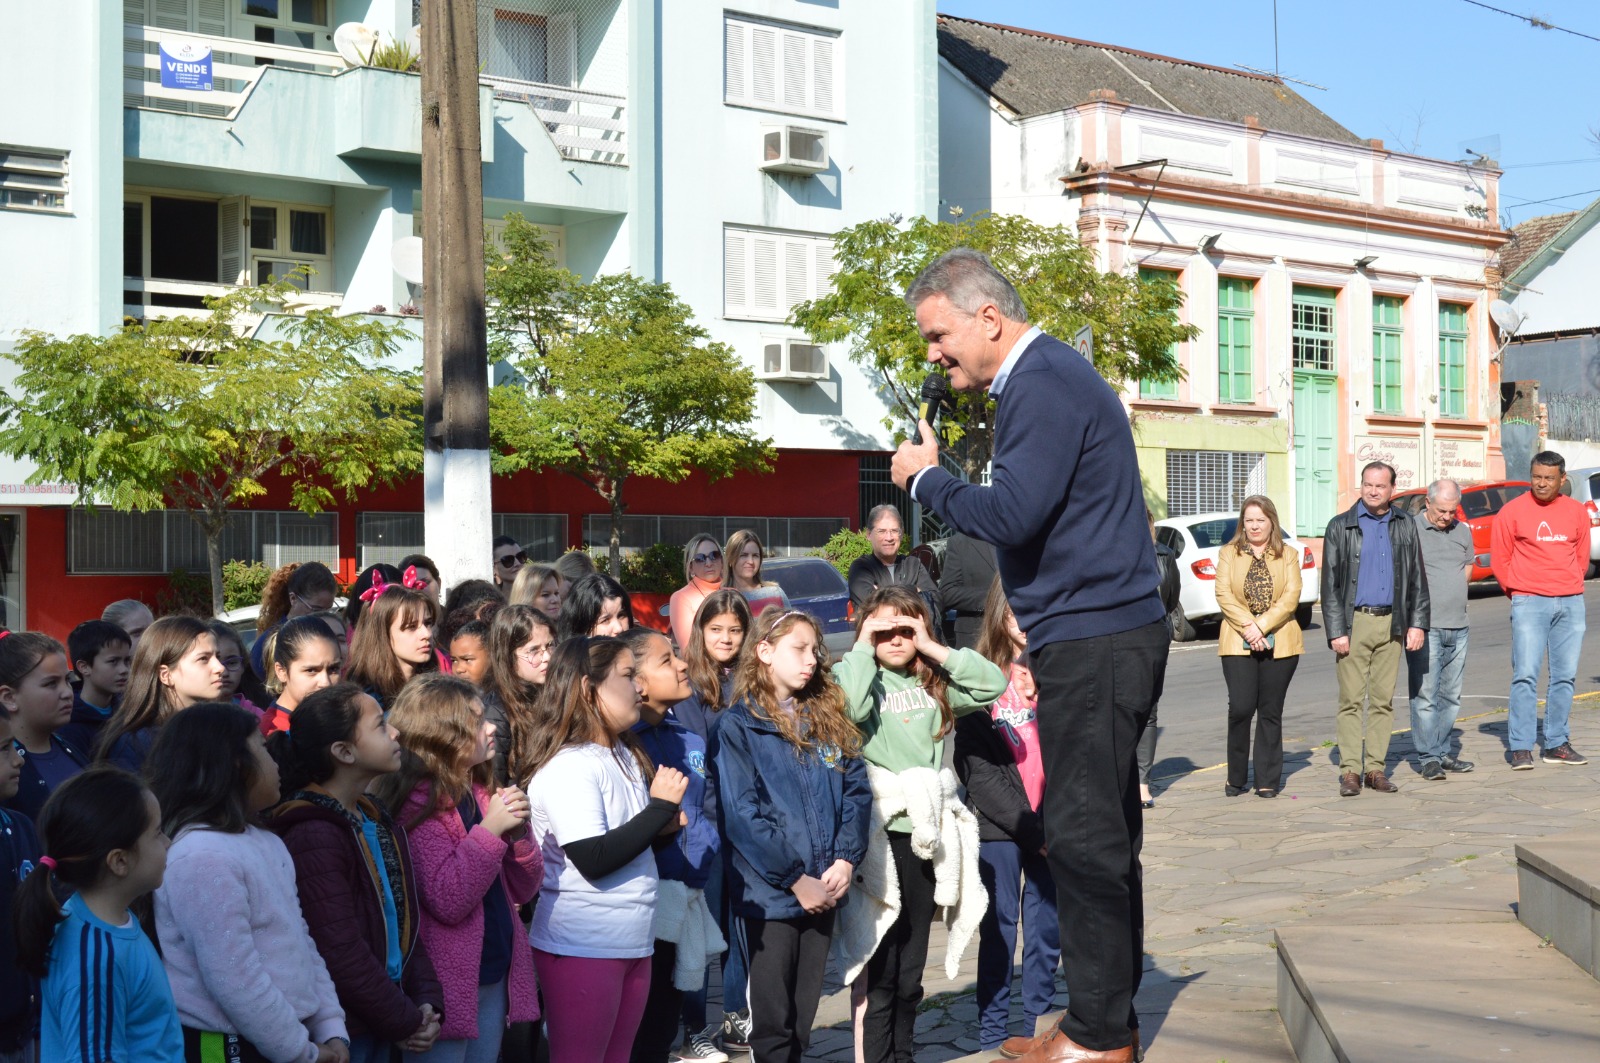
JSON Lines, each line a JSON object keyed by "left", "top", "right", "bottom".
{"left": 1148, "top": 580, "right": 1600, "bottom": 787}
{"left": 763, "top": 581, "right": 1600, "bottom": 1062}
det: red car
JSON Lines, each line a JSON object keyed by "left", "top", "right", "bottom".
{"left": 1389, "top": 480, "right": 1530, "bottom": 581}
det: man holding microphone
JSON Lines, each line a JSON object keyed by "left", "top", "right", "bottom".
{"left": 892, "top": 248, "right": 1167, "bottom": 1063}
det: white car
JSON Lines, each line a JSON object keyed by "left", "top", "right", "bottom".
{"left": 1154, "top": 512, "right": 1320, "bottom": 642}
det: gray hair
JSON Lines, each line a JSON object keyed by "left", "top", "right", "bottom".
{"left": 865, "top": 504, "right": 903, "bottom": 532}
{"left": 904, "top": 247, "right": 1028, "bottom": 323}
{"left": 1426, "top": 478, "right": 1462, "bottom": 503}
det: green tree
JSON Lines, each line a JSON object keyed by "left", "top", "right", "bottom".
{"left": 791, "top": 210, "right": 1198, "bottom": 479}
{"left": 486, "top": 215, "right": 774, "bottom": 577}
{"left": 0, "top": 277, "right": 423, "bottom": 615}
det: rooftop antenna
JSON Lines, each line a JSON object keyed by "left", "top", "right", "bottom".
{"left": 1237, "top": 1, "right": 1328, "bottom": 91}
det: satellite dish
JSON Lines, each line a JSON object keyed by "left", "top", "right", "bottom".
{"left": 391, "top": 237, "right": 424, "bottom": 285}
{"left": 333, "top": 22, "right": 381, "bottom": 67}
{"left": 1489, "top": 299, "right": 1523, "bottom": 334}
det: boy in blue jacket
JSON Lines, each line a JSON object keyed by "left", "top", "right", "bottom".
{"left": 623, "top": 629, "right": 723, "bottom": 1063}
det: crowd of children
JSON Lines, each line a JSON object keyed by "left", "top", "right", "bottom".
{"left": 0, "top": 533, "right": 1066, "bottom": 1063}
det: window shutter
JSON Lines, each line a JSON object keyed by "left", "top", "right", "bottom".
{"left": 782, "top": 31, "right": 807, "bottom": 109}
{"left": 196, "top": 0, "right": 226, "bottom": 36}
{"left": 784, "top": 238, "right": 810, "bottom": 311}
{"left": 124, "top": 0, "right": 150, "bottom": 108}
{"left": 751, "top": 26, "right": 777, "bottom": 104}
{"left": 217, "top": 195, "right": 248, "bottom": 285}
{"left": 547, "top": 11, "right": 577, "bottom": 88}
{"left": 814, "top": 239, "right": 835, "bottom": 299}
{"left": 812, "top": 37, "right": 834, "bottom": 115}
{"left": 724, "top": 20, "right": 746, "bottom": 102}
{"left": 151, "top": 0, "right": 187, "bottom": 30}
{"left": 752, "top": 236, "right": 780, "bottom": 316}
{"left": 723, "top": 228, "right": 748, "bottom": 318}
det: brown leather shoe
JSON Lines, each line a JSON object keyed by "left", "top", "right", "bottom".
{"left": 1339, "top": 772, "right": 1361, "bottom": 796}
{"left": 993, "top": 1027, "right": 1133, "bottom": 1063}
{"left": 1364, "top": 770, "right": 1399, "bottom": 793}
{"left": 999, "top": 1033, "right": 1044, "bottom": 1059}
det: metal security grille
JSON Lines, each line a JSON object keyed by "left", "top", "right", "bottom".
{"left": 858, "top": 455, "right": 910, "bottom": 536}
{"left": 472, "top": 0, "right": 629, "bottom": 164}
{"left": 1292, "top": 288, "right": 1337, "bottom": 372}
{"left": 1546, "top": 394, "right": 1600, "bottom": 441}
{"left": 357, "top": 512, "right": 568, "bottom": 568}
{"left": 69, "top": 509, "right": 337, "bottom": 574}
{"left": 580, "top": 515, "right": 848, "bottom": 557}
{"left": 1165, "top": 451, "right": 1267, "bottom": 518}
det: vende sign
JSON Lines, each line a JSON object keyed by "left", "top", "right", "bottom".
{"left": 160, "top": 41, "right": 213, "bottom": 91}
{"left": 1353, "top": 434, "right": 1422, "bottom": 491}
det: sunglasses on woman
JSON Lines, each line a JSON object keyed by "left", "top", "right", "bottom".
{"left": 496, "top": 551, "right": 529, "bottom": 568}
{"left": 692, "top": 549, "right": 723, "bottom": 565}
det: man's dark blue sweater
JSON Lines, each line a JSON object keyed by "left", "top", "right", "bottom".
{"left": 916, "top": 332, "right": 1164, "bottom": 647}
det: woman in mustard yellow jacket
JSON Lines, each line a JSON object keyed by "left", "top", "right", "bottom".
{"left": 1216, "top": 495, "right": 1304, "bottom": 798}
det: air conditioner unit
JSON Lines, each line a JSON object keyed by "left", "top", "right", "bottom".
{"left": 759, "top": 125, "right": 828, "bottom": 175}
{"left": 759, "top": 337, "right": 828, "bottom": 382}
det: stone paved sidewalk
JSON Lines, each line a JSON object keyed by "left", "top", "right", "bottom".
{"left": 764, "top": 699, "right": 1600, "bottom": 1062}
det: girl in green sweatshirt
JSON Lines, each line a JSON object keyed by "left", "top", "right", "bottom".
{"left": 833, "top": 585, "right": 1007, "bottom": 1063}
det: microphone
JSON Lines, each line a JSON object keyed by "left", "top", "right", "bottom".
{"left": 912, "top": 373, "right": 949, "bottom": 446}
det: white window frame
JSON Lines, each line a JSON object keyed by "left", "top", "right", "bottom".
{"left": 724, "top": 225, "right": 835, "bottom": 322}
{"left": 724, "top": 14, "right": 841, "bottom": 121}
{"left": 248, "top": 199, "right": 332, "bottom": 291}
{"left": 0, "top": 146, "right": 69, "bottom": 214}
{"left": 235, "top": 0, "right": 330, "bottom": 33}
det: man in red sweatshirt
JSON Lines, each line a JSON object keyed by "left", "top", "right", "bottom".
{"left": 1490, "top": 451, "right": 1590, "bottom": 770}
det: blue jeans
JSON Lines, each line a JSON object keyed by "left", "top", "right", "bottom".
{"left": 975, "top": 839, "right": 1061, "bottom": 1050}
{"left": 1406, "top": 627, "right": 1469, "bottom": 762}
{"left": 405, "top": 980, "right": 506, "bottom": 1063}
{"left": 1509, "top": 593, "right": 1586, "bottom": 751}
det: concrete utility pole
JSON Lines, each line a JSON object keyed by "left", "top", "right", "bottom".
{"left": 420, "top": 0, "right": 492, "bottom": 596}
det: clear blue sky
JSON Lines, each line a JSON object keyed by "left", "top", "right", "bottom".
{"left": 937, "top": 0, "right": 1600, "bottom": 226}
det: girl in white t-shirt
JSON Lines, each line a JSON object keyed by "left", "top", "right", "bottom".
{"left": 523, "top": 637, "right": 689, "bottom": 1063}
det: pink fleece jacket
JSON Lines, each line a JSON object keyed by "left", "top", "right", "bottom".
{"left": 400, "top": 781, "right": 542, "bottom": 1040}
{"left": 155, "top": 825, "right": 346, "bottom": 1063}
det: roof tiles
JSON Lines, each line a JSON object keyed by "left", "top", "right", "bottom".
{"left": 937, "top": 15, "right": 1363, "bottom": 144}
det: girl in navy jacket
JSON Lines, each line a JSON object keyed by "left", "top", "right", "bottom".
{"left": 622, "top": 628, "right": 721, "bottom": 1063}
{"left": 708, "top": 610, "right": 871, "bottom": 1063}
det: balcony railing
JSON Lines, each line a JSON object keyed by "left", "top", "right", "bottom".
{"left": 481, "top": 74, "right": 628, "bottom": 166}
{"left": 124, "top": 26, "right": 346, "bottom": 118}
{"left": 124, "top": 277, "right": 343, "bottom": 324}
{"left": 126, "top": 27, "right": 628, "bottom": 166}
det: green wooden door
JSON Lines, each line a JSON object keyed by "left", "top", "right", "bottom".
{"left": 1293, "top": 371, "right": 1337, "bottom": 536}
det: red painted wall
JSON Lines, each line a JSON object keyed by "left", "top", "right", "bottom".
{"left": 20, "top": 448, "right": 865, "bottom": 641}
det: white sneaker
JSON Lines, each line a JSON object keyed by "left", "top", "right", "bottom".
{"left": 675, "top": 1025, "right": 730, "bottom": 1063}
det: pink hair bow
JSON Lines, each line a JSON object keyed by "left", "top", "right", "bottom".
{"left": 359, "top": 572, "right": 391, "bottom": 603}
{"left": 402, "top": 565, "right": 426, "bottom": 590}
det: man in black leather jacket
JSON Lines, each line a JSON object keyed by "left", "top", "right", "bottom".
{"left": 1321, "top": 461, "right": 1431, "bottom": 796}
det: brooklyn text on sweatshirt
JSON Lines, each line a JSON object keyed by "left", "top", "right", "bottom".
{"left": 834, "top": 643, "right": 1007, "bottom": 776}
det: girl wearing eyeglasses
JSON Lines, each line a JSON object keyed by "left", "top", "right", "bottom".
{"left": 669, "top": 535, "right": 725, "bottom": 653}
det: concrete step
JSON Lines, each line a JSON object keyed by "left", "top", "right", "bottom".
{"left": 1516, "top": 831, "right": 1600, "bottom": 979}
{"left": 1276, "top": 921, "right": 1600, "bottom": 1061}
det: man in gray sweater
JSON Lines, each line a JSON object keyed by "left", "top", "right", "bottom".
{"left": 1407, "top": 478, "right": 1476, "bottom": 780}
